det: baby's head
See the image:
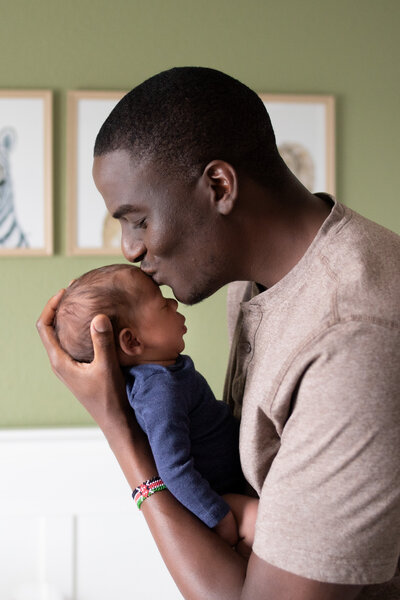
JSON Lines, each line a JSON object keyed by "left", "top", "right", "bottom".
{"left": 54, "top": 264, "right": 186, "bottom": 365}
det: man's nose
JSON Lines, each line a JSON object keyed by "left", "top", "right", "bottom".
{"left": 121, "top": 237, "right": 146, "bottom": 263}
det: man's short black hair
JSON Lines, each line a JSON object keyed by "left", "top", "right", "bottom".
{"left": 94, "top": 66, "right": 283, "bottom": 187}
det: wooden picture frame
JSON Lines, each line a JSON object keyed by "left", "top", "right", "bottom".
{"left": 0, "top": 90, "right": 52, "bottom": 256}
{"left": 66, "top": 90, "right": 127, "bottom": 256}
{"left": 259, "top": 94, "right": 335, "bottom": 195}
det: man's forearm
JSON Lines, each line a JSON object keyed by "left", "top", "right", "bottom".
{"left": 106, "top": 421, "right": 247, "bottom": 600}
{"left": 105, "top": 416, "right": 157, "bottom": 486}
{"left": 142, "top": 490, "right": 247, "bottom": 600}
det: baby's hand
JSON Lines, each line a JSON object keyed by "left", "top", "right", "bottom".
{"left": 222, "top": 493, "right": 259, "bottom": 559}
{"left": 213, "top": 509, "right": 239, "bottom": 547}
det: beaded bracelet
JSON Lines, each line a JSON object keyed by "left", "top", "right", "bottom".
{"left": 132, "top": 476, "right": 167, "bottom": 510}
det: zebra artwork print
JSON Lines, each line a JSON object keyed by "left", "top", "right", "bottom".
{"left": 0, "top": 127, "right": 29, "bottom": 248}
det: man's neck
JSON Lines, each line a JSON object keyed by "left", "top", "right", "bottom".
{"left": 231, "top": 177, "right": 333, "bottom": 289}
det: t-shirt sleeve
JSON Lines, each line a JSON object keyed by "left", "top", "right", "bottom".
{"left": 134, "top": 373, "right": 230, "bottom": 528}
{"left": 253, "top": 321, "right": 400, "bottom": 585}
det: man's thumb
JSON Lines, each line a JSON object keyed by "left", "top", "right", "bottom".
{"left": 90, "top": 314, "right": 117, "bottom": 363}
{"left": 92, "top": 314, "right": 112, "bottom": 333}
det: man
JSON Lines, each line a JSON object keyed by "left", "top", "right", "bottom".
{"left": 37, "top": 67, "right": 400, "bottom": 599}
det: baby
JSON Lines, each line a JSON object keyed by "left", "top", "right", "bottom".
{"left": 54, "top": 263, "right": 257, "bottom": 552}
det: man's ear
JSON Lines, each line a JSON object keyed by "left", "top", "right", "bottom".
{"left": 119, "top": 327, "right": 142, "bottom": 357}
{"left": 202, "top": 160, "right": 238, "bottom": 215}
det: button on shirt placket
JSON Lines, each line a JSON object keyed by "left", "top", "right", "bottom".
{"left": 231, "top": 304, "right": 262, "bottom": 415}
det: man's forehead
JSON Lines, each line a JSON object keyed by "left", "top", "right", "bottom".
{"left": 93, "top": 153, "right": 143, "bottom": 214}
{"left": 93, "top": 151, "right": 162, "bottom": 207}
{"left": 93, "top": 150, "right": 157, "bottom": 184}
{"left": 93, "top": 149, "right": 132, "bottom": 177}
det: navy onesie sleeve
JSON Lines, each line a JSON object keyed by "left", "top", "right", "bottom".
{"left": 125, "top": 356, "right": 238, "bottom": 528}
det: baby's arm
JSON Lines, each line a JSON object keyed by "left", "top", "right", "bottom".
{"left": 133, "top": 376, "right": 233, "bottom": 529}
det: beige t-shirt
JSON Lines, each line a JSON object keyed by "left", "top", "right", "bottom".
{"left": 224, "top": 197, "right": 400, "bottom": 596}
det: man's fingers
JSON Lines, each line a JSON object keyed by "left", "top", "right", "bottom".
{"left": 91, "top": 314, "right": 119, "bottom": 367}
{"left": 36, "top": 289, "right": 65, "bottom": 329}
{"left": 36, "top": 289, "right": 77, "bottom": 379}
{"left": 36, "top": 289, "right": 66, "bottom": 361}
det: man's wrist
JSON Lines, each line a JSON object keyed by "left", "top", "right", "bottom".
{"left": 104, "top": 418, "right": 157, "bottom": 488}
{"left": 102, "top": 413, "right": 131, "bottom": 444}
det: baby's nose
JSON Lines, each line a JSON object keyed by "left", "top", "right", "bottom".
{"left": 169, "top": 298, "right": 178, "bottom": 310}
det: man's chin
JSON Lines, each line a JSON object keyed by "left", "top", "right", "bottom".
{"left": 173, "top": 284, "right": 217, "bottom": 306}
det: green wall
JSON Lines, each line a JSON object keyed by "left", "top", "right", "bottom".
{"left": 1, "top": 0, "right": 399, "bottom": 427}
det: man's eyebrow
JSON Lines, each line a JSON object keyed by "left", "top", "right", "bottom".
{"left": 112, "top": 205, "right": 140, "bottom": 219}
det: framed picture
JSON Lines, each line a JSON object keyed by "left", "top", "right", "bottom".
{"left": 0, "top": 90, "right": 52, "bottom": 256}
{"left": 259, "top": 94, "right": 335, "bottom": 195}
{"left": 67, "top": 90, "right": 127, "bottom": 255}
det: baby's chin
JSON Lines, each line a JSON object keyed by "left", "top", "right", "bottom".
{"left": 120, "top": 351, "right": 182, "bottom": 368}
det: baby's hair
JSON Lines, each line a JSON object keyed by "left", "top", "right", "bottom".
{"left": 54, "top": 264, "right": 138, "bottom": 363}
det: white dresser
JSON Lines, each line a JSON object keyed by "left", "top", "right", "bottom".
{"left": 0, "top": 428, "right": 183, "bottom": 600}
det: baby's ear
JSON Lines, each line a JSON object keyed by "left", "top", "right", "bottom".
{"left": 119, "top": 327, "right": 142, "bottom": 357}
